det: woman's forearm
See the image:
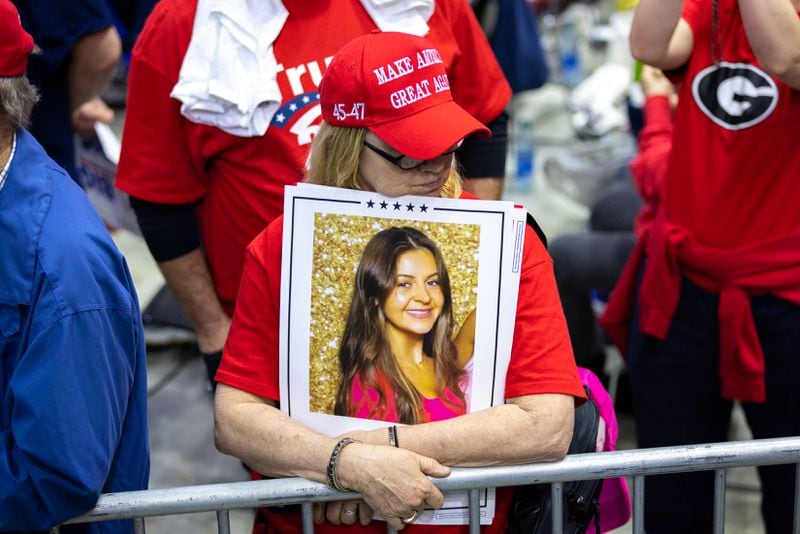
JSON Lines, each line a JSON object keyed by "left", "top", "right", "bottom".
{"left": 739, "top": 0, "right": 800, "bottom": 88}
{"left": 381, "top": 394, "right": 575, "bottom": 467}
{"left": 214, "top": 384, "right": 451, "bottom": 530}
{"left": 213, "top": 384, "right": 335, "bottom": 482}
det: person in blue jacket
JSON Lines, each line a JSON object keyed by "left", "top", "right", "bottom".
{"left": 0, "top": 2, "right": 149, "bottom": 531}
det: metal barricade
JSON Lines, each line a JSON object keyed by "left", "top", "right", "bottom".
{"left": 60, "top": 437, "right": 800, "bottom": 534}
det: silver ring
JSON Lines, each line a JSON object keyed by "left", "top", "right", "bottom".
{"left": 343, "top": 508, "right": 357, "bottom": 516}
{"left": 401, "top": 510, "right": 418, "bottom": 524}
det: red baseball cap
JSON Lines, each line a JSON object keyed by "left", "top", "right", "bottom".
{"left": 319, "top": 31, "right": 490, "bottom": 161}
{"left": 0, "top": 0, "right": 34, "bottom": 77}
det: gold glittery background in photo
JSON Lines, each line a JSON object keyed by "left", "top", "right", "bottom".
{"left": 308, "top": 213, "right": 480, "bottom": 414}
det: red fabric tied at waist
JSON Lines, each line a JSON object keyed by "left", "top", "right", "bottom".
{"left": 600, "top": 217, "right": 800, "bottom": 403}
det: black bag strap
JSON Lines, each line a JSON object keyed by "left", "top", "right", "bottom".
{"left": 526, "top": 212, "right": 548, "bottom": 249}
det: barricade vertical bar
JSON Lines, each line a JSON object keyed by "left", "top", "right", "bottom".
{"left": 713, "top": 469, "right": 726, "bottom": 534}
{"left": 216, "top": 509, "right": 231, "bottom": 534}
{"left": 551, "top": 482, "right": 563, "bottom": 534}
{"left": 632, "top": 475, "right": 645, "bottom": 534}
{"left": 134, "top": 517, "right": 146, "bottom": 534}
{"left": 469, "top": 488, "right": 481, "bottom": 534}
{"left": 794, "top": 463, "right": 799, "bottom": 534}
{"left": 301, "top": 502, "right": 315, "bottom": 534}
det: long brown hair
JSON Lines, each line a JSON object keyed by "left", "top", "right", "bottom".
{"left": 334, "top": 227, "right": 465, "bottom": 424}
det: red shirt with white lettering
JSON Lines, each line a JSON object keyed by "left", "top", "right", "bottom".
{"left": 116, "top": 0, "right": 511, "bottom": 312}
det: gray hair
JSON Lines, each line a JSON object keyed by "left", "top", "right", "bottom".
{"left": 0, "top": 76, "right": 39, "bottom": 135}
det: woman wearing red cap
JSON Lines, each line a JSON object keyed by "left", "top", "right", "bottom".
{"left": 214, "top": 31, "right": 585, "bottom": 533}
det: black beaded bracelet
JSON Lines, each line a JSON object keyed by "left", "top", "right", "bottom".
{"left": 326, "top": 437, "right": 359, "bottom": 491}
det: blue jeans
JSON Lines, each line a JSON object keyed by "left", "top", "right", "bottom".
{"left": 628, "top": 277, "right": 800, "bottom": 534}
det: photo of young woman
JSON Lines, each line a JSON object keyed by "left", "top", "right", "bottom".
{"left": 333, "top": 226, "right": 475, "bottom": 424}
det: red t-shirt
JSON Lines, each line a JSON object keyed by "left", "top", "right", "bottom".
{"left": 666, "top": 0, "right": 800, "bottom": 249}
{"left": 115, "top": 0, "right": 511, "bottom": 312}
{"left": 216, "top": 193, "right": 585, "bottom": 533}
{"left": 600, "top": 1, "right": 800, "bottom": 402}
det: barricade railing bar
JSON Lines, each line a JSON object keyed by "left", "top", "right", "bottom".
{"left": 59, "top": 436, "right": 800, "bottom": 534}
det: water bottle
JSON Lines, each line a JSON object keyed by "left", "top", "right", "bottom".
{"left": 559, "top": 17, "right": 583, "bottom": 88}
{"left": 514, "top": 119, "right": 535, "bottom": 193}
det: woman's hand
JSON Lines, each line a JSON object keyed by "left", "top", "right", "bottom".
{"left": 336, "top": 442, "right": 451, "bottom": 530}
{"left": 313, "top": 500, "right": 374, "bottom": 526}
{"left": 72, "top": 97, "right": 114, "bottom": 138}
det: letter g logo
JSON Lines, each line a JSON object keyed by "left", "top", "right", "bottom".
{"left": 692, "top": 62, "right": 778, "bottom": 131}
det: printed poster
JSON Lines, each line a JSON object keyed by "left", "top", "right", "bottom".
{"left": 280, "top": 183, "right": 526, "bottom": 525}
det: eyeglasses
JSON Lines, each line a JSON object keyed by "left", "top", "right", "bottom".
{"left": 363, "top": 140, "right": 458, "bottom": 171}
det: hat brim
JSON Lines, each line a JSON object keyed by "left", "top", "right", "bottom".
{"left": 368, "top": 100, "right": 491, "bottom": 161}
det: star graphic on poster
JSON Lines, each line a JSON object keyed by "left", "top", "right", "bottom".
{"left": 393, "top": 202, "right": 401, "bottom": 210}
{"left": 380, "top": 201, "right": 388, "bottom": 209}
{"left": 366, "top": 200, "right": 375, "bottom": 208}
{"left": 419, "top": 204, "right": 428, "bottom": 213}
{"left": 406, "top": 203, "right": 414, "bottom": 212}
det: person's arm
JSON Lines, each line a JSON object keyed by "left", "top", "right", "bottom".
{"left": 441, "top": 1, "right": 512, "bottom": 200}
{"left": 360, "top": 393, "right": 574, "bottom": 466}
{"left": 454, "top": 308, "right": 476, "bottom": 368}
{"left": 159, "top": 250, "right": 231, "bottom": 353}
{"left": 120, "top": 15, "right": 230, "bottom": 356}
{"left": 631, "top": 66, "right": 675, "bottom": 209}
{"left": 458, "top": 111, "right": 509, "bottom": 200}
{"left": 738, "top": 0, "right": 800, "bottom": 89}
{"left": 629, "top": 0, "right": 694, "bottom": 70}
{"left": 69, "top": 26, "right": 121, "bottom": 136}
{"left": 130, "top": 197, "right": 230, "bottom": 354}
{"left": 0, "top": 309, "right": 138, "bottom": 530}
{"left": 69, "top": 26, "right": 120, "bottom": 109}
{"left": 214, "top": 385, "right": 450, "bottom": 531}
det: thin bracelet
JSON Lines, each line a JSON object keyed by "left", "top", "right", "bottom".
{"left": 388, "top": 425, "right": 400, "bottom": 448}
{"left": 326, "top": 437, "right": 360, "bottom": 491}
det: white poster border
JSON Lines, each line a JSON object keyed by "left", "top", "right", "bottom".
{"left": 279, "top": 184, "right": 525, "bottom": 525}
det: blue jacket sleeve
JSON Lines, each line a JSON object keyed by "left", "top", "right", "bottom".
{"left": 0, "top": 307, "right": 137, "bottom": 530}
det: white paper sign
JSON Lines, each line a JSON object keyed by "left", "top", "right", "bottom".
{"left": 279, "top": 183, "right": 526, "bottom": 525}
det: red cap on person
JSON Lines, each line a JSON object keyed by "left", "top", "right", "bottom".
{"left": 319, "top": 31, "right": 490, "bottom": 161}
{"left": 0, "top": 0, "right": 34, "bottom": 77}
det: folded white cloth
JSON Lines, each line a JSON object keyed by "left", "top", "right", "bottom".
{"left": 359, "top": 0, "right": 434, "bottom": 36}
{"left": 171, "top": 0, "right": 288, "bottom": 137}
{"left": 172, "top": 0, "right": 434, "bottom": 137}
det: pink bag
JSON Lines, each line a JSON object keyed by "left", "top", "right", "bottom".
{"left": 578, "top": 367, "right": 632, "bottom": 533}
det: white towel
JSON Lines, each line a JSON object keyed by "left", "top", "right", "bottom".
{"left": 171, "top": 0, "right": 288, "bottom": 137}
{"left": 171, "top": 0, "right": 434, "bottom": 137}
{"left": 359, "top": 0, "right": 434, "bottom": 37}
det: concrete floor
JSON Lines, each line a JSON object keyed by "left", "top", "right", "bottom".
{"left": 107, "top": 84, "right": 767, "bottom": 533}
